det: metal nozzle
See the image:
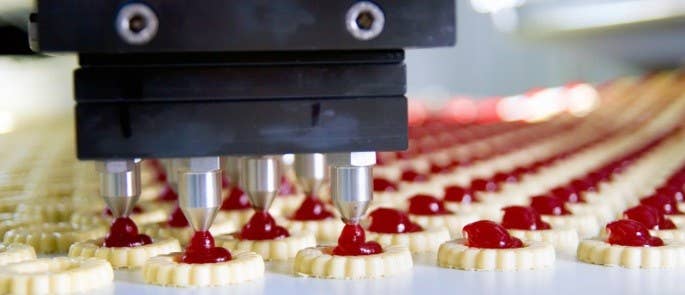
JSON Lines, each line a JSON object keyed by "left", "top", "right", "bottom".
{"left": 240, "top": 156, "right": 279, "bottom": 211}
{"left": 330, "top": 165, "right": 373, "bottom": 224}
{"left": 221, "top": 156, "right": 241, "bottom": 186}
{"left": 96, "top": 159, "right": 142, "bottom": 218}
{"left": 177, "top": 157, "right": 222, "bottom": 232}
{"left": 293, "top": 153, "right": 327, "bottom": 196}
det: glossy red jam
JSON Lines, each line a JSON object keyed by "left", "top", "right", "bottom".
{"left": 373, "top": 178, "right": 399, "bottom": 192}
{"left": 278, "top": 176, "right": 296, "bottom": 196}
{"left": 104, "top": 217, "right": 152, "bottom": 247}
{"left": 493, "top": 172, "right": 518, "bottom": 184}
{"left": 605, "top": 219, "right": 664, "bottom": 247}
{"left": 655, "top": 185, "right": 684, "bottom": 203}
{"left": 180, "top": 231, "right": 232, "bottom": 264}
{"left": 291, "top": 196, "right": 334, "bottom": 221}
{"left": 408, "top": 194, "right": 452, "bottom": 215}
{"left": 623, "top": 205, "right": 676, "bottom": 230}
{"left": 332, "top": 224, "right": 383, "bottom": 256}
{"left": 569, "top": 178, "right": 597, "bottom": 194}
{"left": 367, "top": 208, "right": 422, "bottom": 234}
{"left": 640, "top": 194, "right": 682, "bottom": 215}
{"left": 549, "top": 187, "right": 584, "bottom": 203}
{"left": 443, "top": 185, "right": 477, "bottom": 203}
{"left": 220, "top": 186, "right": 251, "bottom": 210}
{"left": 501, "top": 206, "right": 551, "bottom": 230}
{"left": 463, "top": 220, "right": 523, "bottom": 249}
{"left": 239, "top": 211, "right": 290, "bottom": 241}
{"left": 400, "top": 169, "right": 428, "bottom": 182}
{"left": 429, "top": 162, "right": 450, "bottom": 174}
{"left": 103, "top": 206, "right": 143, "bottom": 217}
{"left": 469, "top": 178, "right": 498, "bottom": 192}
{"left": 157, "top": 184, "right": 178, "bottom": 202}
{"left": 530, "top": 196, "right": 571, "bottom": 216}
{"left": 167, "top": 206, "right": 189, "bottom": 228}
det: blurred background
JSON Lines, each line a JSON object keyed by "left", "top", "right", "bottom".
{"left": 0, "top": 0, "right": 683, "bottom": 129}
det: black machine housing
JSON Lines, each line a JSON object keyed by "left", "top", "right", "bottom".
{"left": 33, "top": 0, "right": 456, "bottom": 159}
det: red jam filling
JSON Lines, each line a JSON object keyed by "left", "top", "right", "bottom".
{"left": 103, "top": 217, "right": 152, "bottom": 247}
{"left": 463, "top": 220, "right": 523, "bottom": 249}
{"left": 408, "top": 194, "right": 452, "bottom": 215}
{"left": 429, "top": 162, "right": 450, "bottom": 174}
{"left": 469, "top": 178, "right": 499, "bottom": 192}
{"left": 655, "top": 185, "right": 684, "bottom": 203}
{"left": 530, "top": 196, "right": 571, "bottom": 216}
{"left": 569, "top": 178, "right": 597, "bottom": 194}
{"left": 156, "top": 184, "right": 179, "bottom": 202}
{"left": 167, "top": 206, "right": 189, "bottom": 228}
{"left": 238, "top": 211, "right": 290, "bottom": 240}
{"left": 640, "top": 194, "right": 682, "bottom": 215}
{"left": 367, "top": 208, "right": 423, "bottom": 234}
{"left": 443, "top": 185, "right": 478, "bottom": 203}
{"left": 549, "top": 187, "right": 584, "bottom": 203}
{"left": 400, "top": 169, "right": 429, "bottom": 183}
{"left": 501, "top": 206, "right": 551, "bottom": 230}
{"left": 493, "top": 172, "right": 518, "bottom": 184}
{"left": 605, "top": 219, "right": 664, "bottom": 247}
{"left": 373, "top": 178, "right": 399, "bottom": 192}
{"left": 220, "top": 186, "right": 251, "bottom": 210}
{"left": 291, "top": 196, "right": 334, "bottom": 221}
{"left": 278, "top": 176, "right": 296, "bottom": 196}
{"left": 332, "top": 224, "right": 383, "bottom": 256}
{"left": 623, "top": 205, "right": 676, "bottom": 230}
{"left": 180, "top": 231, "right": 232, "bottom": 264}
{"left": 103, "top": 206, "right": 143, "bottom": 217}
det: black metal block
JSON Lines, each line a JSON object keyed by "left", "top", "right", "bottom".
{"left": 76, "top": 96, "right": 408, "bottom": 159}
{"left": 37, "top": 0, "right": 455, "bottom": 53}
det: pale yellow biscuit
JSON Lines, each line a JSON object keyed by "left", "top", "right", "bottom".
{"left": 0, "top": 257, "right": 113, "bottom": 295}
{"left": 508, "top": 228, "right": 579, "bottom": 254}
{"left": 217, "top": 232, "right": 315, "bottom": 261}
{"left": 293, "top": 245, "right": 413, "bottom": 279}
{"left": 68, "top": 237, "right": 180, "bottom": 269}
{"left": 367, "top": 227, "right": 450, "bottom": 253}
{"left": 577, "top": 238, "right": 685, "bottom": 268}
{"left": 3, "top": 223, "right": 106, "bottom": 254}
{"left": 142, "top": 251, "right": 265, "bottom": 287}
{"left": 0, "top": 244, "right": 36, "bottom": 266}
{"left": 437, "top": 239, "right": 555, "bottom": 271}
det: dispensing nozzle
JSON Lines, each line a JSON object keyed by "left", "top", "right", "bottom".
{"left": 96, "top": 159, "right": 142, "bottom": 218}
{"left": 293, "top": 153, "right": 327, "bottom": 197}
{"left": 240, "top": 156, "right": 279, "bottom": 211}
{"left": 176, "top": 157, "right": 222, "bottom": 232}
{"left": 328, "top": 152, "right": 376, "bottom": 224}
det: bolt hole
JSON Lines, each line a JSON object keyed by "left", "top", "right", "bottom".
{"left": 355, "top": 11, "right": 375, "bottom": 31}
{"left": 128, "top": 14, "right": 147, "bottom": 34}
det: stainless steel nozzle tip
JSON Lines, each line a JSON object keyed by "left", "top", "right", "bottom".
{"left": 96, "top": 159, "right": 142, "bottom": 218}
{"left": 330, "top": 165, "right": 373, "bottom": 224}
{"left": 240, "top": 156, "right": 279, "bottom": 211}
{"left": 293, "top": 153, "right": 327, "bottom": 196}
{"left": 177, "top": 157, "right": 222, "bottom": 232}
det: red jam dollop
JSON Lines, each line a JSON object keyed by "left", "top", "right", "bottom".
{"left": 493, "top": 172, "right": 518, "bottom": 185}
{"left": 549, "top": 187, "right": 584, "bottom": 203}
{"left": 640, "top": 194, "right": 682, "bottom": 215}
{"left": 367, "top": 208, "right": 423, "bottom": 234}
{"left": 400, "top": 169, "right": 429, "bottom": 183}
{"left": 443, "top": 185, "right": 477, "bottom": 203}
{"left": 278, "top": 176, "right": 296, "bottom": 196}
{"left": 463, "top": 220, "right": 523, "bottom": 249}
{"left": 623, "top": 205, "right": 676, "bottom": 230}
{"left": 239, "top": 211, "right": 290, "bottom": 240}
{"left": 530, "top": 196, "right": 571, "bottom": 216}
{"left": 605, "top": 219, "right": 664, "bottom": 247}
{"left": 104, "top": 217, "right": 152, "bottom": 247}
{"left": 469, "top": 178, "right": 498, "bottom": 192}
{"left": 157, "top": 184, "right": 178, "bottom": 202}
{"left": 501, "top": 206, "right": 551, "bottom": 231}
{"left": 408, "top": 194, "right": 452, "bottom": 215}
{"left": 291, "top": 196, "right": 334, "bottom": 221}
{"left": 180, "top": 231, "right": 232, "bottom": 264}
{"left": 167, "top": 205, "right": 189, "bottom": 228}
{"left": 103, "top": 206, "right": 143, "bottom": 217}
{"left": 220, "top": 186, "right": 251, "bottom": 210}
{"left": 373, "top": 178, "right": 399, "bottom": 192}
{"left": 332, "top": 224, "right": 383, "bottom": 256}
